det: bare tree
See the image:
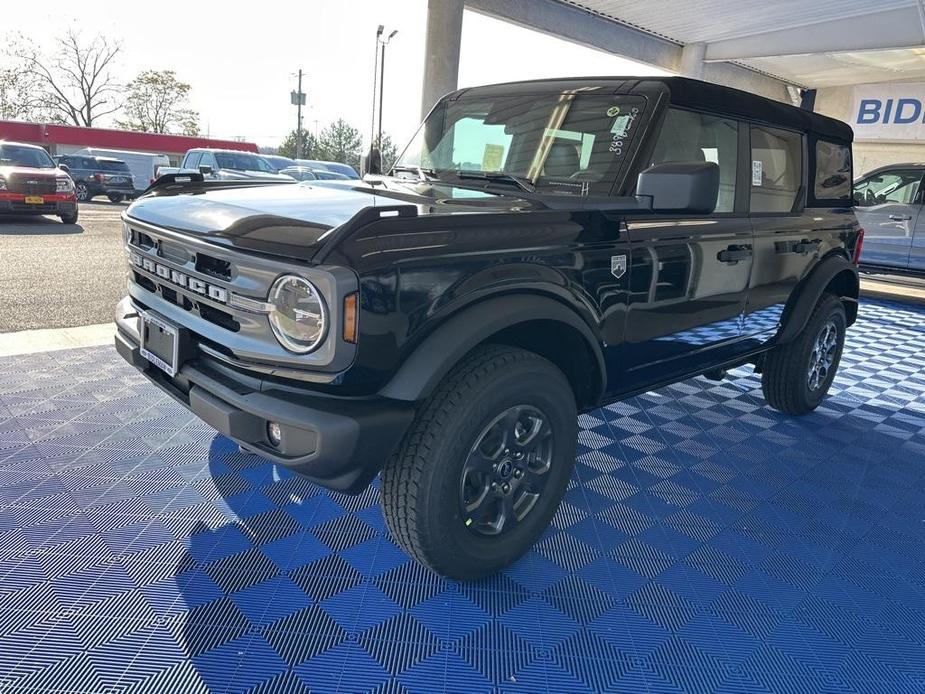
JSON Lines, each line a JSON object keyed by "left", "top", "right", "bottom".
{"left": 15, "top": 29, "right": 122, "bottom": 126}
{"left": 116, "top": 70, "right": 200, "bottom": 135}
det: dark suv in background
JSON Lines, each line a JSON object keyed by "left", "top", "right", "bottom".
{"left": 56, "top": 154, "right": 136, "bottom": 203}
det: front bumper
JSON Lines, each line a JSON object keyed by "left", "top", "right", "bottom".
{"left": 0, "top": 192, "right": 77, "bottom": 215}
{"left": 115, "top": 297, "right": 414, "bottom": 494}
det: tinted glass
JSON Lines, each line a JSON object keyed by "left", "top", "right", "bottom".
{"left": 750, "top": 125, "right": 803, "bottom": 213}
{"left": 649, "top": 109, "right": 738, "bottom": 212}
{"left": 0, "top": 145, "right": 56, "bottom": 168}
{"left": 98, "top": 160, "right": 131, "bottom": 172}
{"left": 184, "top": 152, "right": 202, "bottom": 170}
{"left": 853, "top": 170, "right": 922, "bottom": 207}
{"left": 215, "top": 152, "right": 274, "bottom": 172}
{"left": 397, "top": 93, "right": 646, "bottom": 195}
{"left": 814, "top": 140, "right": 851, "bottom": 201}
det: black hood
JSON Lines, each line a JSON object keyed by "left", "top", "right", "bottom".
{"left": 124, "top": 180, "right": 539, "bottom": 261}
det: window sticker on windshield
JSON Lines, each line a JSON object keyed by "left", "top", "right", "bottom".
{"left": 609, "top": 105, "right": 640, "bottom": 156}
{"left": 606, "top": 106, "right": 621, "bottom": 117}
{"left": 752, "top": 160, "right": 763, "bottom": 186}
{"left": 611, "top": 115, "right": 632, "bottom": 136}
{"left": 481, "top": 143, "right": 504, "bottom": 171}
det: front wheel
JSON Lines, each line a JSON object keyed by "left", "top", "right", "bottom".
{"left": 75, "top": 182, "right": 90, "bottom": 202}
{"left": 381, "top": 345, "right": 577, "bottom": 580}
{"left": 761, "top": 293, "right": 846, "bottom": 415}
{"left": 107, "top": 193, "right": 124, "bottom": 203}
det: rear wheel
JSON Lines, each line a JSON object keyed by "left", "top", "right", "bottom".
{"left": 75, "top": 182, "right": 90, "bottom": 202}
{"left": 761, "top": 293, "right": 846, "bottom": 415}
{"left": 381, "top": 345, "right": 577, "bottom": 580}
{"left": 60, "top": 209, "right": 78, "bottom": 225}
{"left": 107, "top": 193, "right": 124, "bottom": 203}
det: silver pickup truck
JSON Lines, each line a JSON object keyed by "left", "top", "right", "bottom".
{"left": 156, "top": 148, "right": 294, "bottom": 183}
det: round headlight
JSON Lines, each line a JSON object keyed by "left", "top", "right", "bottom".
{"left": 268, "top": 275, "right": 327, "bottom": 353}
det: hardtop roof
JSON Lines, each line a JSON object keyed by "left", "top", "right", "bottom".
{"left": 448, "top": 76, "right": 853, "bottom": 143}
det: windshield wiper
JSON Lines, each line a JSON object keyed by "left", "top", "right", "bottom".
{"left": 390, "top": 164, "right": 440, "bottom": 182}
{"left": 456, "top": 170, "right": 536, "bottom": 194}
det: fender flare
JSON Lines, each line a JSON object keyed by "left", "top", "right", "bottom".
{"left": 379, "top": 294, "right": 606, "bottom": 403}
{"left": 777, "top": 253, "right": 859, "bottom": 344}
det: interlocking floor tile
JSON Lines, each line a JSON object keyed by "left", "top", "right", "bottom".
{"left": 0, "top": 299, "right": 923, "bottom": 691}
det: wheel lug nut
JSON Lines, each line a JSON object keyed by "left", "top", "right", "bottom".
{"left": 501, "top": 483, "right": 511, "bottom": 494}
{"left": 514, "top": 468, "right": 523, "bottom": 479}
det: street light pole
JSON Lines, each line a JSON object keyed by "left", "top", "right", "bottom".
{"left": 370, "top": 25, "right": 383, "bottom": 162}
{"left": 377, "top": 30, "right": 398, "bottom": 168}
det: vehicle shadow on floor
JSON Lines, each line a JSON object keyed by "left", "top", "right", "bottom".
{"left": 0, "top": 216, "right": 84, "bottom": 235}
{"left": 172, "top": 434, "right": 355, "bottom": 691}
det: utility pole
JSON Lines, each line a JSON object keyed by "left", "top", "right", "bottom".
{"left": 291, "top": 70, "right": 306, "bottom": 158}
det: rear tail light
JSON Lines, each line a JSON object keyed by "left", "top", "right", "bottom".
{"left": 852, "top": 228, "right": 865, "bottom": 266}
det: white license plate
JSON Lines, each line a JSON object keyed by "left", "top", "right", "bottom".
{"left": 139, "top": 311, "right": 179, "bottom": 376}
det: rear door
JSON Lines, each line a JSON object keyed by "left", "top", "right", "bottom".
{"left": 852, "top": 167, "right": 923, "bottom": 271}
{"left": 617, "top": 108, "right": 754, "bottom": 394}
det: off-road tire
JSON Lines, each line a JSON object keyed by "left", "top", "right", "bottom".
{"left": 60, "top": 209, "right": 78, "bottom": 225}
{"left": 381, "top": 345, "right": 577, "bottom": 580}
{"left": 762, "top": 293, "right": 846, "bottom": 415}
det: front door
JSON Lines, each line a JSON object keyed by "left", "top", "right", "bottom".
{"left": 615, "top": 217, "right": 752, "bottom": 394}
{"left": 852, "top": 167, "right": 923, "bottom": 271}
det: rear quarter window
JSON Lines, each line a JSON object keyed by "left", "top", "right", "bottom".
{"left": 813, "top": 140, "right": 851, "bottom": 202}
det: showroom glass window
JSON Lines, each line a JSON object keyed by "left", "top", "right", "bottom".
{"left": 648, "top": 109, "right": 738, "bottom": 212}
{"left": 395, "top": 93, "right": 646, "bottom": 196}
{"left": 814, "top": 140, "right": 851, "bottom": 201}
{"left": 750, "top": 125, "right": 803, "bottom": 213}
{"left": 853, "top": 169, "right": 923, "bottom": 207}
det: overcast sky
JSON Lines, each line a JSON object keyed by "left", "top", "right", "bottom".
{"left": 5, "top": 1, "right": 669, "bottom": 149}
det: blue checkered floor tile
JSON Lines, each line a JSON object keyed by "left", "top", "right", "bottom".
{"left": 1, "top": 299, "right": 924, "bottom": 693}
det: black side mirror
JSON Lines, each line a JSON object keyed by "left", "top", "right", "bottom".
{"left": 58, "top": 164, "right": 70, "bottom": 173}
{"left": 199, "top": 164, "right": 214, "bottom": 176}
{"left": 637, "top": 162, "right": 719, "bottom": 214}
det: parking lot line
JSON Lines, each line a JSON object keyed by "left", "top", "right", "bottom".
{"left": 0, "top": 322, "right": 114, "bottom": 357}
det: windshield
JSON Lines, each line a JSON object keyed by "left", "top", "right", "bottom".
{"left": 263, "top": 155, "right": 294, "bottom": 171}
{"left": 396, "top": 92, "right": 645, "bottom": 195}
{"left": 98, "top": 160, "right": 131, "bottom": 172}
{"left": 215, "top": 152, "right": 275, "bottom": 173}
{"left": 0, "top": 144, "right": 56, "bottom": 169}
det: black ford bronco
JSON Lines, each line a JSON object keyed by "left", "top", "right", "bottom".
{"left": 115, "top": 77, "right": 861, "bottom": 579}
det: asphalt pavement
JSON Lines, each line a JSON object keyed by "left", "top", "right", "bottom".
{"left": 0, "top": 202, "right": 128, "bottom": 332}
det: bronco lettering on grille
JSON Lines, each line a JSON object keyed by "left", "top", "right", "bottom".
{"left": 130, "top": 251, "right": 228, "bottom": 303}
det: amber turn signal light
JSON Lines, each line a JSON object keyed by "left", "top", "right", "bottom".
{"left": 343, "top": 292, "right": 358, "bottom": 343}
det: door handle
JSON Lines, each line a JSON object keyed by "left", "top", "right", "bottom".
{"left": 889, "top": 214, "right": 912, "bottom": 221}
{"left": 793, "top": 239, "right": 822, "bottom": 254}
{"left": 717, "top": 245, "right": 752, "bottom": 263}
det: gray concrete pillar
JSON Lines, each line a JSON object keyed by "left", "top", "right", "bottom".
{"left": 678, "top": 42, "right": 706, "bottom": 80}
{"left": 421, "top": 0, "right": 465, "bottom": 120}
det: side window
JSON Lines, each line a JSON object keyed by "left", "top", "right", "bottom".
{"left": 649, "top": 109, "right": 738, "bottom": 213}
{"left": 199, "top": 152, "right": 216, "bottom": 169}
{"left": 750, "top": 125, "right": 803, "bottom": 213}
{"left": 814, "top": 140, "right": 851, "bottom": 201}
{"left": 184, "top": 152, "right": 202, "bottom": 170}
{"left": 853, "top": 170, "right": 923, "bottom": 207}
{"left": 81, "top": 157, "right": 95, "bottom": 169}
